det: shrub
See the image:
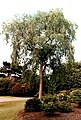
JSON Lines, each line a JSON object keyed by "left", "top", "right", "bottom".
{"left": 58, "top": 101, "right": 72, "bottom": 112}
{"left": 74, "top": 90, "right": 81, "bottom": 107}
{"left": 42, "top": 94, "right": 57, "bottom": 104}
{"left": 70, "top": 89, "right": 81, "bottom": 106}
{"left": 43, "top": 102, "right": 57, "bottom": 115}
{"left": 58, "top": 93, "right": 67, "bottom": 101}
{"left": 25, "top": 98, "right": 42, "bottom": 112}
{"left": 42, "top": 94, "right": 58, "bottom": 115}
{"left": 0, "top": 79, "right": 10, "bottom": 95}
{"left": 57, "top": 90, "right": 70, "bottom": 102}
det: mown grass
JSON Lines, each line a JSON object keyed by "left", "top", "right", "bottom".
{"left": 0, "top": 100, "right": 26, "bottom": 120}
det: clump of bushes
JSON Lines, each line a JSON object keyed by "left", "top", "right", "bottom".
{"left": 25, "top": 98, "right": 42, "bottom": 112}
{"left": 25, "top": 95, "right": 58, "bottom": 115}
{"left": 11, "top": 82, "right": 23, "bottom": 96}
{"left": 24, "top": 89, "right": 81, "bottom": 116}
{"left": 0, "top": 77, "right": 38, "bottom": 96}
{"left": 24, "top": 94, "right": 72, "bottom": 115}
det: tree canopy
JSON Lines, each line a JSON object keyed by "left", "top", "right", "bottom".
{"left": 2, "top": 9, "right": 77, "bottom": 99}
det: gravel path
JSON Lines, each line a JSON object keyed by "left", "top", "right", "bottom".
{"left": 0, "top": 96, "right": 31, "bottom": 102}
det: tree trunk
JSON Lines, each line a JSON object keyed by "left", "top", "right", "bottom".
{"left": 38, "top": 60, "right": 43, "bottom": 100}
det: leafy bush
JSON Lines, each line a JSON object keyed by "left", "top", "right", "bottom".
{"left": 70, "top": 89, "right": 81, "bottom": 105}
{"left": 71, "top": 89, "right": 81, "bottom": 107}
{"left": 25, "top": 98, "right": 42, "bottom": 112}
{"left": 57, "top": 90, "right": 70, "bottom": 102}
{"left": 58, "top": 101, "right": 72, "bottom": 112}
{"left": 58, "top": 93, "right": 68, "bottom": 101}
{"left": 42, "top": 94, "right": 58, "bottom": 115}
{"left": 42, "top": 94, "right": 57, "bottom": 104}
{"left": 0, "top": 79, "right": 10, "bottom": 95}
{"left": 43, "top": 102, "right": 57, "bottom": 115}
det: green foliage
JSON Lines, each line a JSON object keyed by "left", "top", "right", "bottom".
{"left": 57, "top": 90, "right": 70, "bottom": 101}
{"left": 24, "top": 94, "right": 73, "bottom": 115}
{"left": 42, "top": 94, "right": 58, "bottom": 115}
{"left": 70, "top": 89, "right": 81, "bottom": 107}
{"left": 43, "top": 102, "right": 57, "bottom": 115}
{"left": 48, "top": 62, "right": 81, "bottom": 94}
{"left": 0, "top": 79, "right": 10, "bottom": 95}
{"left": 42, "top": 94, "right": 57, "bottom": 104}
{"left": 24, "top": 98, "right": 42, "bottom": 112}
{"left": 58, "top": 101, "right": 72, "bottom": 112}
{"left": 41, "top": 93, "right": 72, "bottom": 114}
{"left": 2, "top": 10, "right": 77, "bottom": 69}
{"left": 22, "top": 66, "right": 39, "bottom": 96}
{"left": 2, "top": 9, "right": 77, "bottom": 99}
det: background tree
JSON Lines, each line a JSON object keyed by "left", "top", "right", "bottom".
{"left": 2, "top": 9, "right": 77, "bottom": 99}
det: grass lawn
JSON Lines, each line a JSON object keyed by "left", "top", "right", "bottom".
{"left": 0, "top": 100, "right": 26, "bottom": 120}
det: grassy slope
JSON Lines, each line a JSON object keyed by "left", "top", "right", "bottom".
{"left": 0, "top": 100, "right": 25, "bottom": 120}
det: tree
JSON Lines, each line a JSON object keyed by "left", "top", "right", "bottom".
{"left": 0, "top": 61, "right": 11, "bottom": 76}
{"left": 2, "top": 9, "right": 77, "bottom": 99}
{"left": 0, "top": 61, "right": 22, "bottom": 78}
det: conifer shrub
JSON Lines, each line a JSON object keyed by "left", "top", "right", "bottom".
{"left": 25, "top": 98, "right": 42, "bottom": 112}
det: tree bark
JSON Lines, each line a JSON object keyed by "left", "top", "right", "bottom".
{"left": 38, "top": 60, "right": 43, "bottom": 100}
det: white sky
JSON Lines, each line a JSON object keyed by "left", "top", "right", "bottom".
{"left": 0, "top": 0, "right": 81, "bottom": 66}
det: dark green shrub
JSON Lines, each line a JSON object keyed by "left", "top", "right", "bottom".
{"left": 0, "top": 79, "right": 10, "bottom": 95}
{"left": 42, "top": 94, "right": 58, "bottom": 115}
{"left": 43, "top": 102, "right": 57, "bottom": 115}
{"left": 25, "top": 98, "right": 42, "bottom": 112}
{"left": 58, "top": 101, "right": 72, "bottom": 112}
{"left": 42, "top": 94, "right": 57, "bottom": 104}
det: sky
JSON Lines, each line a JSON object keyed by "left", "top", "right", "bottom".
{"left": 0, "top": 0, "right": 81, "bottom": 66}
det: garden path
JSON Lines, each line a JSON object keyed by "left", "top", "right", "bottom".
{"left": 0, "top": 96, "right": 31, "bottom": 102}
